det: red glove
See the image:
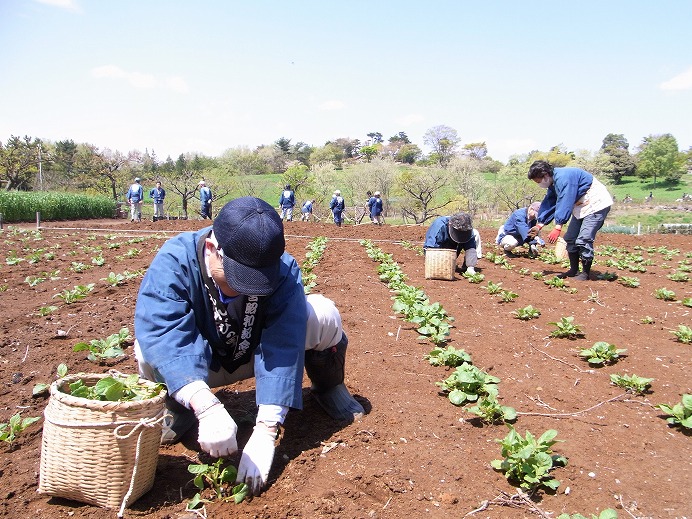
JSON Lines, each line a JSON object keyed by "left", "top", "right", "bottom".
{"left": 547, "top": 228, "right": 561, "bottom": 243}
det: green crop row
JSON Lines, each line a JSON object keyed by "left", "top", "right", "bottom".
{"left": 0, "top": 191, "right": 115, "bottom": 222}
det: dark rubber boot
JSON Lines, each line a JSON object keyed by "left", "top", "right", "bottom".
{"left": 304, "top": 333, "right": 364, "bottom": 421}
{"left": 557, "top": 252, "right": 580, "bottom": 279}
{"left": 575, "top": 259, "right": 592, "bottom": 281}
{"left": 160, "top": 396, "right": 196, "bottom": 444}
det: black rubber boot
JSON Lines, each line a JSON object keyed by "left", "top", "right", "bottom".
{"left": 575, "top": 258, "right": 592, "bottom": 281}
{"left": 558, "top": 252, "right": 580, "bottom": 279}
{"left": 304, "top": 333, "right": 364, "bottom": 421}
{"left": 160, "top": 396, "right": 196, "bottom": 444}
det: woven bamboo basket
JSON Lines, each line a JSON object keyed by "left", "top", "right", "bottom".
{"left": 425, "top": 248, "right": 457, "bottom": 280}
{"left": 554, "top": 237, "right": 568, "bottom": 260}
{"left": 39, "top": 373, "right": 167, "bottom": 515}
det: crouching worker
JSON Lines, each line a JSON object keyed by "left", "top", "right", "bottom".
{"left": 424, "top": 211, "right": 482, "bottom": 274}
{"left": 133, "top": 196, "right": 363, "bottom": 497}
{"left": 495, "top": 201, "right": 545, "bottom": 257}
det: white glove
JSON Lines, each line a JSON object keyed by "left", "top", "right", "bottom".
{"left": 196, "top": 403, "right": 238, "bottom": 458}
{"left": 237, "top": 423, "right": 277, "bottom": 496}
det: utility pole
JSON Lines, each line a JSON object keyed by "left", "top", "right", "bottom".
{"left": 38, "top": 143, "right": 44, "bottom": 190}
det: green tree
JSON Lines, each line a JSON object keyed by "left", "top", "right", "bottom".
{"left": 636, "top": 134, "right": 686, "bottom": 186}
{"left": 599, "top": 133, "right": 635, "bottom": 184}
{"left": 0, "top": 135, "right": 41, "bottom": 190}
{"left": 388, "top": 132, "right": 410, "bottom": 145}
{"left": 461, "top": 142, "right": 488, "bottom": 160}
{"left": 311, "top": 143, "right": 344, "bottom": 169}
{"left": 360, "top": 145, "right": 379, "bottom": 162}
{"left": 367, "top": 132, "right": 383, "bottom": 144}
{"left": 448, "top": 157, "right": 486, "bottom": 213}
{"left": 395, "top": 143, "right": 422, "bottom": 164}
{"left": 423, "top": 125, "right": 460, "bottom": 166}
{"left": 281, "top": 164, "right": 312, "bottom": 195}
{"left": 528, "top": 145, "right": 575, "bottom": 167}
{"left": 221, "top": 146, "right": 271, "bottom": 176}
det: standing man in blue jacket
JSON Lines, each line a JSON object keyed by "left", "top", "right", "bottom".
{"left": 199, "top": 180, "right": 213, "bottom": 219}
{"left": 278, "top": 184, "right": 295, "bottom": 221}
{"left": 424, "top": 212, "right": 482, "bottom": 274}
{"left": 126, "top": 177, "right": 144, "bottom": 222}
{"left": 133, "top": 196, "right": 363, "bottom": 496}
{"left": 329, "top": 190, "right": 345, "bottom": 227}
{"left": 149, "top": 180, "right": 166, "bottom": 220}
{"left": 495, "top": 202, "right": 544, "bottom": 257}
{"left": 368, "top": 191, "right": 384, "bottom": 225}
{"left": 528, "top": 160, "right": 613, "bottom": 280}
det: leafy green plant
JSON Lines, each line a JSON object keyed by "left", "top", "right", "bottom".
{"left": 544, "top": 276, "right": 567, "bottom": 289}
{"left": 69, "top": 261, "right": 91, "bottom": 273}
{"left": 618, "top": 276, "right": 640, "bottom": 288}
{"left": 610, "top": 373, "right": 653, "bottom": 394}
{"left": 482, "top": 280, "right": 503, "bottom": 295}
{"left": 102, "top": 272, "right": 126, "bottom": 286}
{"left": 399, "top": 240, "right": 424, "bottom": 255}
{"left": 512, "top": 305, "right": 541, "bottom": 320}
{"left": 424, "top": 345, "right": 472, "bottom": 367}
{"left": 579, "top": 342, "right": 627, "bottom": 365}
{"left": 0, "top": 413, "right": 41, "bottom": 445}
{"left": 301, "top": 236, "right": 328, "bottom": 294}
{"left": 37, "top": 305, "right": 58, "bottom": 317}
{"left": 518, "top": 267, "right": 530, "bottom": 276}
{"left": 656, "top": 394, "right": 692, "bottom": 430}
{"left": 557, "top": 509, "right": 617, "bottom": 519}
{"left": 640, "top": 316, "right": 655, "bottom": 324}
{"left": 596, "top": 271, "right": 617, "bottom": 281}
{"left": 666, "top": 271, "right": 689, "bottom": 282}
{"left": 491, "top": 426, "right": 567, "bottom": 491}
{"left": 73, "top": 327, "right": 131, "bottom": 362}
{"left": 32, "top": 363, "right": 69, "bottom": 396}
{"left": 467, "top": 396, "right": 516, "bottom": 424}
{"left": 5, "top": 251, "right": 25, "bottom": 265}
{"left": 654, "top": 287, "right": 676, "bottom": 301}
{"left": 548, "top": 317, "right": 585, "bottom": 339}
{"left": 463, "top": 271, "right": 485, "bottom": 283}
{"left": 682, "top": 297, "right": 692, "bottom": 308}
{"left": 531, "top": 272, "right": 544, "bottom": 280}
{"left": 65, "top": 373, "right": 164, "bottom": 401}
{"left": 670, "top": 324, "right": 692, "bottom": 344}
{"left": 91, "top": 254, "right": 105, "bottom": 266}
{"left": 25, "top": 274, "right": 46, "bottom": 287}
{"left": 187, "top": 459, "right": 249, "bottom": 509}
{"left": 499, "top": 289, "right": 519, "bottom": 303}
{"left": 53, "top": 283, "right": 94, "bottom": 304}
{"left": 437, "top": 364, "right": 500, "bottom": 405}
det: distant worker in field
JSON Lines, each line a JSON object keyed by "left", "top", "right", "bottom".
{"left": 330, "top": 190, "right": 345, "bottom": 227}
{"left": 149, "top": 180, "right": 166, "bottom": 219}
{"left": 126, "top": 177, "right": 144, "bottom": 222}
{"left": 424, "top": 211, "right": 482, "bottom": 274}
{"left": 495, "top": 202, "right": 544, "bottom": 257}
{"left": 300, "top": 199, "right": 315, "bottom": 221}
{"left": 368, "top": 191, "right": 384, "bottom": 225}
{"left": 528, "top": 160, "right": 613, "bottom": 280}
{"left": 199, "top": 180, "right": 213, "bottom": 219}
{"left": 278, "top": 184, "right": 295, "bottom": 221}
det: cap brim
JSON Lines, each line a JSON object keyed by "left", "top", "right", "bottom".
{"left": 449, "top": 228, "right": 473, "bottom": 244}
{"left": 222, "top": 255, "right": 280, "bottom": 296}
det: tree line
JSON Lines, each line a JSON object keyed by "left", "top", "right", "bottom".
{"left": 1, "top": 127, "right": 689, "bottom": 222}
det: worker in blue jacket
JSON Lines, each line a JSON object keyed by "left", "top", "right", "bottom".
{"left": 495, "top": 202, "right": 544, "bottom": 257}
{"left": 278, "top": 184, "right": 295, "bottom": 221}
{"left": 528, "top": 160, "right": 612, "bottom": 280}
{"left": 368, "top": 191, "right": 384, "bottom": 225}
{"left": 134, "top": 197, "right": 363, "bottom": 496}
{"left": 424, "top": 211, "right": 482, "bottom": 274}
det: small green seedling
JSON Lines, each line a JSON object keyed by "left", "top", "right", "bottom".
{"left": 482, "top": 281, "right": 503, "bottom": 295}
{"left": 617, "top": 276, "right": 640, "bottom": 288}
{"left": 670, "top": 325, "right": 692, "bottom": 344}
{"left": 579, "top": 342, "right": 626, "bottom": 365}
{"left": 640, "top": 316, "right": 655, "bottom": 324}
{"left": 425, "top": 345, "right": 472, "bottom": 368}
{"left": 596, "top": 271, "right": 617, "bottom": 281}
{"left": 531, "top": 272, "right": 544, "bottom": 280}
{"left": 91, "top": 254, "right": 105, "bottom": 266}
{"left": 682, "top": 297, "right": 692, "bottom": 308}
{"left": 463, "top": 271, "right": 485, "bottom": 283}
{"left": 73, "top": 327, "right": 131, "bottom": 363}
{"left": 548, "top": 316, "right": 585, "bottom": 339}
{"left": 654, "top": 287, "right": 676, "bottom": 301}
{"left": 102, "top": 272, "right": 126, "bottom": 286}
{"left": 32, "top": 363, "right": 69, "bottom": 396}
{"left": 666, "top": 272, "right": 689, "bottom": 282}
{"left": 491, "top": 426, "right": 567, "bottom": 492}
{"left": 557, "top": 509, "right": 618, "bottom": 519}
{"left": 187, "top": 459, "right": 249, "bottom": 509}
{"left": 512, "top": 305, "right": 541, "bottom": 320}
{"left": 437, "top": 364, "right": 500, "bottom": 406}
{"left": 656, "top": 394, "right": 692, "bottom": 430}
{"left": 53, "top": 283, "right": 94, "bottom": 304}
{"left": 467, "top": 396, "right": 516, "bottom": 424}
{"left": 0, "top": 413, "right": 41, "bottom": 445}
{"left": 544, "top": 276, "right": 567, "bottom": 289}
{"left": 499, "top": 290, "right": 519, "bottom": 303}
{"left": 610, "top": 373, "right": 653, "bottom": 394}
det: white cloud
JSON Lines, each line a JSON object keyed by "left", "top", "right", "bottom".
{"left": 318, "top": 100, "right": 345, "bottom": 111}
{"left": 659, "top": 66, "right": 692, "bottom": 91}
{"left": 395, "top": 113, "right": 425, "bottom": 126}
{"left": 35, "top": 0, "right": 80, "bottom": 12}
{"left": 91, "top": 65, "right": 189, "bottom": 93}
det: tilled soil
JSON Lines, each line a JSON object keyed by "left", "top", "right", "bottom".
{"left": 0, "top": 218, "right": 690, "bottom": 519}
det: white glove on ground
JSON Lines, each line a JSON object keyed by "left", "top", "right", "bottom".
{"left": 237, "top": 423, "right": 277, "bottom": 495}
{"left": 196, "top": 403, "right": 238, "bottom": 458}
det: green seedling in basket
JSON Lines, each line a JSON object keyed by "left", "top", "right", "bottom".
{"left": 65, "top": 373, "right": 164, "bottom": 402}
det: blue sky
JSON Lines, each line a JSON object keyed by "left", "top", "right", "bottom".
{"left": 1, "top": 0, "right": 690, "bottom": 163}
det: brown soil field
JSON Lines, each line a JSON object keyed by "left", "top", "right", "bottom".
{"left": 1, "top": 218, "right": 690, "bottom": 519}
